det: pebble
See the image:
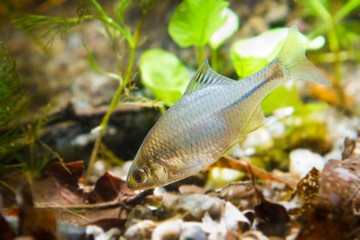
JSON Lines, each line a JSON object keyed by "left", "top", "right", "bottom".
{"left": 180, "top": 222, "right": 207, "bottom": 240}
{"left": 160, "top": 194, "right": 223, "bottom": 220}
{"left": 152, "top": 219, "right": 182, "bottom": 240}
{"left": 289, "top": 149, "right": 326, "bottom": 178}
{"left": 124, "top": 220, "right": 155, "bottom": 240}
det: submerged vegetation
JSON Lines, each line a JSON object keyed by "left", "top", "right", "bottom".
{"left": 301, "top": 0, "right": 360, "bottom": 108}
{"left": 0, "top": 43, "right": 25, "bottom": 166}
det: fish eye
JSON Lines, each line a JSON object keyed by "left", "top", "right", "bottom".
{"left": 132, "top": 169, "right": 148, "bottom": 184}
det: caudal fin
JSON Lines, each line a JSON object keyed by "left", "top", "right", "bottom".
{"left": 276, "top": 26, "right": 331, "bottom": 86}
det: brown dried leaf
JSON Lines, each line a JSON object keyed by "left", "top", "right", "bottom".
{"left": 34, "top": 161, "right": 85, "bottom": 206}
{"left": 30, "top": 161, "right": 137, "bottom": 225}
{"left": 43, "top": 160, "right": 84, "bottom": 191}
{"left": 254, "top": 199, "right": 290, "bottom": 238}
{"left": 17, "top": 183, "right": 58, "bottom": 239}
{"left": 0, "top": 212, "right": 16, "bottom": 240}
{"left": 88, "top": 172, "right": 135, "bottom": 204}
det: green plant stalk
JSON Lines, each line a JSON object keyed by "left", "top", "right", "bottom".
{"left": 309, "top": 0, "right": 345, "bottom": 107}
{"left": 211, "top": 48, "right": 218, "bottom": 71}
{"left": 90, "top": 0, "right": 133, "bottom": 48}
{"left": 85, "top": 13, "right": 146, "bottom": 181}
{"left": 326, "top": 20, "right": 345, "bottom": 107}
{"left": 198, "top": 45, "right": 205, "bottom": 67}
{"left": 24, "top": 124, "right": 36, "bottom": 178}
{"left": 335, "top": 0, "right": 360, "bottom": 22}
{"left": 0, "top": 180, "right": 16, "bottom": 194}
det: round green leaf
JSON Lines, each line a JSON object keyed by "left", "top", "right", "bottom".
{"left": 210, "top": 8, "right": 240, "bottom": 49}
{"left": 139, "top": 49, "right": 190, "bottom": 106}
{"left": 168, "top": 0, "right": 228, "bottom": 47}
{"left": 231, "top": 27, "right": 325, "bottom": 78}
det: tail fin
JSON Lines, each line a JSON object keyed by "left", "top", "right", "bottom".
{"left": 276, "top": 26, "right": 331, "bottom": 86}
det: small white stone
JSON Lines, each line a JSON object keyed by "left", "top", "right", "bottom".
{"left": 86, "top": 225, "right": 103, "bottom": 237}
{"left": 72, "top": 134, "right": 89, "bottom": 146}
{"left": 223, "top": 201, "right": 250, "bottom": 230}
{"left": 180, "top": 222, "right": 206, "bottom": 240}
{"left": 243, "top": 128, "right": 273, "bottom": 149}
{"left": 289, "top": 149, "right": 326, "bottom": 179}
{"left": 124, "top": 220, "right": 155, "bottom": 239}
{"left": 152, "top": 219, "right": 182, "bottom": 240}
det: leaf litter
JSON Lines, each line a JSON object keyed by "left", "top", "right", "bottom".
{"left": 2, "top": 137, "right": 360, "bottom": 239}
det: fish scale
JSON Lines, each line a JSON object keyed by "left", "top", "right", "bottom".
{"left": 126, "top": 26, "right": 331, "bottom": 190}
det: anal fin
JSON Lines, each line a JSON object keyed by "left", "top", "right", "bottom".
{"left": 244, "top": 105, "right": 265, "bottom": 134}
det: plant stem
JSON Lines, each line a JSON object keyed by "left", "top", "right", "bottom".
{"left": 335, "top": 0, "right": 360, "bottom": 22}
{"left": 211, "top": 48, "right": 218, "bottom": 71}
{"left": 85, "top": 12, "right": 146, "bottom": 182}
{"left": 198, "top": 45, "right": 205, "bottom": 67}
{"left": 309, "top": 0, "right": 345, "bottom": 108}
{"left": 90, "top": 0, "right": 133, "bottom": 47}
{"left": 327, "top": 21, "right": 345, "bottom": 108}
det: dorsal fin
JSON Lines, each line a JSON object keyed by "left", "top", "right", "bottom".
{"left": 184, "top": 60, "right": 235, "bottom": 95}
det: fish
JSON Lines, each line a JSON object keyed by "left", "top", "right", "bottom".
{"left": 126, "top": 26, "right": 331, "bottom": 190}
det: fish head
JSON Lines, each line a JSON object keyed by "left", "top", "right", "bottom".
{"left": 126, "top": 149, "right": 168, "bottom": 190}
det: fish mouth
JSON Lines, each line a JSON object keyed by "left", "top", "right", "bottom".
{"left": 125, "top": 175, "right": 136, "bottom": 190}
{"left": 126, "top": 173, "right": 141, "bottom": 190}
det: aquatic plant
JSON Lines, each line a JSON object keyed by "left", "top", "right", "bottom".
{"left": 13, "top": 0, "right": 158, "bottom": 180}
{"left": 168, "top": 0, "right": 228, "bottom": 67}
{"left": 300, "top": 0, "right": 360, "bottom": 108}
{"left": 0, "top": 43, "right": 25, "bottom": 162}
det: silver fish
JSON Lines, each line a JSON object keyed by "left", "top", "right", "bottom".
{"left": 126, "top": 26, "right": 330, "bottom": 190}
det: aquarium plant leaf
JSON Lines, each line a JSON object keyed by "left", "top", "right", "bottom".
{"left": 13, "top": 15, "right": 86, "bottom": 49}
{"left": 0, "top": 43, "right": 26, "bottom": 161}
{"left": 168, "top": 0, "right": 228, "bottom": 47}
{"left": 231, "top": 28, "right": 325, "bottom": 114}
{"left": 0, "top": 43, "right": 24, "bottom": 127}
{"left": 116, "top": 0, "right": 131, "bottom": 25}
{"left": 84, "top": 44, "right": 123, "bottom": 83}
{"left": 139, "top": 49, "right": 190, "bottom": 106}
{"left": 335, "top": 0, "right": 360, "bottom": 22}
{"left": 209, "top": 7, "right": 239, "bottom": 50}
{"left": 261, "top": 85, "right": 302, "bottom": 115}
{"left": 231, "top": 28, "right": 324, "bottom": 78}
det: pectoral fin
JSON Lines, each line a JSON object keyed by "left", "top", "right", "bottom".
{"left": 173, "top": 162, "right": 204, "bottom": 176}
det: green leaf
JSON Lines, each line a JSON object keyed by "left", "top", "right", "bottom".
{"left": 232, "top": 56, "right": 268, "bottom": 79}
{"left": 168, "top": 0, "right": 228, "bottom": 47}
{"left": 231, "top": 27, "right": 327, "bottom": 114}
{"left": 84, "top": 44, "right": 123, "bottom": 82}
{"left": 116, "top": 0, "right": 131, "bottom": 25}
{"left": 293, "top": 102, "right": 329, "bottom": 116}
{"left": 231, "top": 27, "right": 325, "bottom": 78}
{"left": 139, "top": 49, "right": 190, "bottom": 106}
{"left": 209, "top": 7, "right": 239, "bottom": 49}
{"left": 261, "top": 85, "right": 303, "bottom": 115}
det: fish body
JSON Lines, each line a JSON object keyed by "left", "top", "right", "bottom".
{"left": 126, "top": 26, "right": 330, "bottom": 190}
